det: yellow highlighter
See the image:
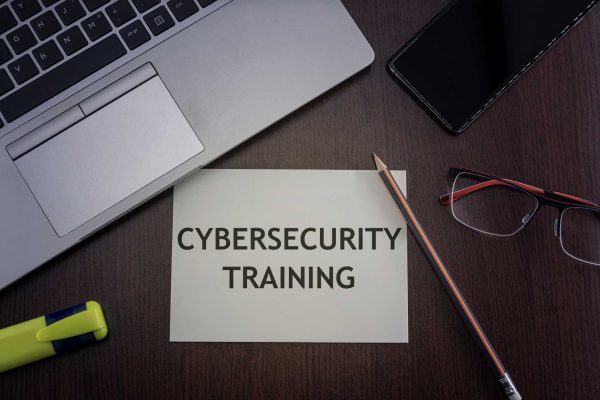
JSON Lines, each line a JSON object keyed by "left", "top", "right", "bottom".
{"left": 0, "top": 301, "right": 108, "bottom": 373}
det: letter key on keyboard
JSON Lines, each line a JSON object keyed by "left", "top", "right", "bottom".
{"left": 0, "top": 35, "right": 126, "bottom": 122}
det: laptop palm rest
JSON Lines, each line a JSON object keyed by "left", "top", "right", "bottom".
{"left": 14, "top": 75, "right": 204, "bottom": 237}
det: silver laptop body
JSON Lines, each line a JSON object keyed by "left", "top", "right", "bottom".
{"left": 0, "top": 0, "right": 373, "bottom": 289}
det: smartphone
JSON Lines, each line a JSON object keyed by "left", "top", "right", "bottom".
{"left": 388, "top": 0, "right": 599, "bottom": 133}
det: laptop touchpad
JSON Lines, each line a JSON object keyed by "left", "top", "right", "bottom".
{"left": 15, "top": 76, "right": 204, "bottom": 237}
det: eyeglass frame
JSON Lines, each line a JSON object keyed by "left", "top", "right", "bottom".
{"left": 439, "top": 166, "right": 600, "bottom": 266}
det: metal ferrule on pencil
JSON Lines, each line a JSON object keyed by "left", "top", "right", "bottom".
{"left": 500, "top": 373, "right": 522, "bottom": 400}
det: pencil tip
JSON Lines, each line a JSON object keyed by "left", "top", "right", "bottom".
{"left": 371, "top": 153, "right": 387, "bottom": 172}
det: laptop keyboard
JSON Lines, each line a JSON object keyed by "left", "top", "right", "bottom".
{"left": 0, "top": 0, "right": 219, "bottom": 127}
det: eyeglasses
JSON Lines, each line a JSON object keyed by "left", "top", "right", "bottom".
{"left": 439, "top": 166, "right": 600, "bottom": 266}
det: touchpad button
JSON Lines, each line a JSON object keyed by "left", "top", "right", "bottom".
{"left": 15, "top": 76, "right": 204, "bottom": 237}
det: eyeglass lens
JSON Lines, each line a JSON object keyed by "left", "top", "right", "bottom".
{"left": 560, "top": 207, "right": 600, "bottom": 265}
{"left": 451, "top": 172, "right": 539, "bottom": 237}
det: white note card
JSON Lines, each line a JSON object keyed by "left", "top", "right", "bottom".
{"left": 170, "top": 169, "right": 408, "bottom": 343}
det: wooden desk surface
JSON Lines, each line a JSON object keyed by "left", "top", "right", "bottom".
{"left": 2, "top": 1, "right": 600, "bottom": 398}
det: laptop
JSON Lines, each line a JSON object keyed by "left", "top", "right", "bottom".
{"left": 0, "top": 0, "right": 374, "bottom": 289}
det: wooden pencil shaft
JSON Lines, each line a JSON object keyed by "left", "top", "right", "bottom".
{"left": 378, "top": 168, "right": 506, "bottom": 376}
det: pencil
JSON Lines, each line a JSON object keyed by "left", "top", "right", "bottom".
{"left": 372, "top": 153, "right": 521, "bottom": 400}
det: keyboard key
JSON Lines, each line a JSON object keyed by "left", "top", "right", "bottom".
{"left": 0, "top": 6, "right": 18, "bottom": 35}
{"left": 0, "top": 40, "right": 13, "bottom": 64}
{"left": 80, "top": 0, "right": 107, "bottom": 12}
{"left": 6, "top": 25, "right": 37, "bottom": 54}
{"left": 82, "top": 11, "right": 111, "bottom": 41}
{"left": 0, "top": 35, "right": 126, "bottom": 122}
{"left": 10, "top": 0, "right": 41, "bottom": 21}
{"left": 0, "top": 69, "right": 15, "bottom": 96}
{"left": 197, "top": 0, "right": 215, "bottom": 7}
{"left": 55, "top": 0, "right": 85, "bottom": 26}
{"left": 131, "top": 0, "right": 157, "bottom": 13}
{"left": 57, "top": 25, "right": 87, "bottom": 55}
{"left": 168, "top": 0, "right": 197, "bottom": 22}
{"left": 30, "top": 10, "right": 61, "bottom": 40}
{"left": 144, "top": 6, "right": 174, "bottom": 36}
{"left": 7, "top": 54, "right": 38, "bottom": 84}
{"left": 32, "top": 40, "right": 63, "bottom": 69}
{"left": 119, "top": 20, "right": 149, "bottom": 50}
{"left": 41, "top": 0, "right": 60, "bottom": 6}
{"left": 106, "top": 0, "right": 135, "bottom": 27}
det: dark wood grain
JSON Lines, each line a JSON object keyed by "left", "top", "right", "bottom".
{"left": 2, "top": 1, "right": 600, "bottom": 398}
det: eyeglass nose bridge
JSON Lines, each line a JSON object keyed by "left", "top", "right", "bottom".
{"left": 533, "top": 201, "right": 564, "bottom": 238}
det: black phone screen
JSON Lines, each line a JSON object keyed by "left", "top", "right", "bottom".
{"left": 389, "top": 0, "right": 598, "bottom": 132}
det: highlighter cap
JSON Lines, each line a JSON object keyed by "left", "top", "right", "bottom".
{"left": 0, "top": 300, "right": 108, "bottom": 373}
{"left": 39, "top": 301, "right": 108, "bottom": 353}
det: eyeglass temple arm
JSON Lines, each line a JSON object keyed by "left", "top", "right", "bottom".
{"left": 439, "top": 178, "right": 599, "bottom": 208}
{"left": 439, "top": 180, "right": 514, "bottom": 206}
